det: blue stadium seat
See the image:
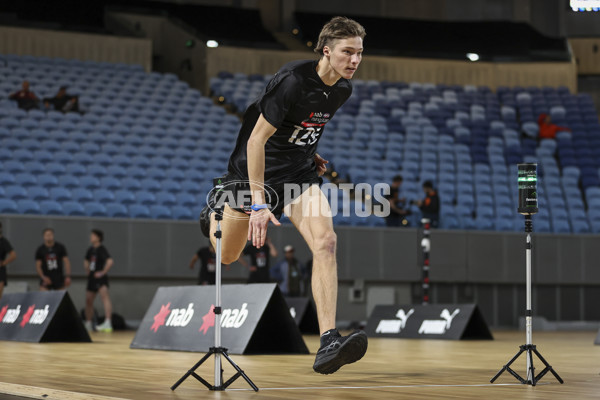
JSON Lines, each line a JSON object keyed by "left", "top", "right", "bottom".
{"left": 100, "top": 177, "right": 121, "bottom": 190}
{"left": 150, "top": 205, "right": 172, "bottom": 219}
{"left": 40, "top": 200, "right": 63, "bottom": 215}
{"left": 27, "top": 186, "right": 50, "bottom": 201}
{"left": 57, "top": 175, "right": 79, "bottom": 189}
{"left": 129, "top": 204, "right": 151, "bottom": 219}
{"left": 155, "top": 191, "right": 177, "bottom": 206}
{"left": 5, "top": 185, "right": 28, "bottom": 200}
{"left": 80, "top": 176, "right": 101, "bottom": 190}
{"left": 171, "top": 206, "right": 193, "bottom": 220}
{"left": 49, "top": 187, "right": 72, "bottom": 202}
{"left": 93, "top": 189, "right": 116, "bottom": 203}
{"left": 115, "top": 189, "right": 136, "bottom": 205}
{"left": 84, "top": 202, "right": 107, "bottom": 217}
{"left": 106, "top": 203, "right": 129, "bottom": 218}
{"left": 140, "top": 178, "right": 161, "bottom": 192}
{"left": 0, "top": 199, "right": 18, "bottom": 214}
{"left": 17, "top": 199, "right": 41, "bottom": 214}
{"left": 72, "top": 188, "right": 94, "bottom": 203}
{"left": 135, "top": 191, "right": 156, "bottom": 205}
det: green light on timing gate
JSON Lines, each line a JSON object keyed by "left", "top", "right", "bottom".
{"left": 518, "top": 177, "right": 537, "bottom": 182}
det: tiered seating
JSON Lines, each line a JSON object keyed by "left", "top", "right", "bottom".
{"left": 0, "top": 54, "right": 240, "bottom": 220}
{"left": 211, "top": 74, "right": 600, "bottom": 233}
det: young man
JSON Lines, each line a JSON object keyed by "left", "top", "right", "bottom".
{"left": 35, "top": 228, "right": 71, "bottom": 291}
{"left": 84, "top": 229, "right": 114, "bottom": 332}
{"left": 9, "top": 81, "right": 40, "bottom": 110}
{"left": 238, "top": 236, "right": 277, "bottom": 283}
{"left": 200, "top": 16, "right": 368, "bottom": 374}
{"left": 0, "top": 222, "right": 17, "bottom": 299}
{"left": 189, "top": 243, "right": 217, "bottom": 285}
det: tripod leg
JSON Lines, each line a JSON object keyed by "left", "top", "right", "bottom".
{"left": 490, "top": 347, "right": 526, "bottom": 383}
{"left": 532, "top": 347, "right": 564, "bottom": 384}
{"left": 221, "top": 351, "right": 259, "bottom": 392}
{"left": 526, "top": 348, "right": 536, "bottom": 386}
{"left": 171, "top": 351, "right": 214, "bottom": 391}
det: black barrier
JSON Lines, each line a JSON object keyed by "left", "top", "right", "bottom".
{"left": 284, "top": 297, "right": 320, "bottom": 334}
{"left": 365, "top": 304, "right": 493, "bottom": 340}
{"left": 595, "top": 329, "right": 600, "bottom": 345}
{"left": 131, "top": 284, "right": 308, "bottom": 354}
{"left": 0, "top": 291, "right": 91, "bottom": 343}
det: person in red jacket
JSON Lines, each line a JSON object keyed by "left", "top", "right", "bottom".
{"left": 537, "top": 113, "right": 570, "bottom": 140}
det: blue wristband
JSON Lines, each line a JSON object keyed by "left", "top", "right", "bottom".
{"left": 251, "top": 204, "right": 268, "bottom": 211}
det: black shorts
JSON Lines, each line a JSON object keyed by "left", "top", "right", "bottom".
{"left": 87, "top": 274, "right": 109, "bottom": 292}
{"left": 40, "top": 274, "right": 65, "bottom": 290}
{"left": 247, "top": 267, "right": 270, "bottom": 284}
{"left": 0, "top": 266, "right": 7, "bottom": 286}
{"left": 212, "top": 172, "right": 321, "bottom": 219}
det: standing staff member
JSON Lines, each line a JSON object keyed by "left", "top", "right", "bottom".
{"left": 84, "top": 229, "right": 114, "bottom": 332}
{"left": 35, "top": 228, "right": 71, "bottom": 291}
{"left": 189, "top": 243, "right": 217, "bottom": 285}
{"left": 200, "top": 16, "right": 368, "bottom": 374}
{"left": 238, "top": 237, "right": 278, "bottom": 283}
{"left": 0, "top": 222, "right": 17, "bottom": 298}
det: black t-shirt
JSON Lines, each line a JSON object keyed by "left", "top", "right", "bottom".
{"left": 85, "top": 245, "right": 111, "bottom": 275}
{"left": 35, "top": 242, "right": 68, "bottom": 277}
{"left": 0, "top": 237, "right": 14, "bottom": 264}
{"left": 243, "top": 243, "right": 271, "bottom": 269}
{"left": 420, "top": 191, "right": 440, "bottom": 214}
{"left": 197, "top": 247, "right": 216, "bottom": 284}
{"left": 228, "top": 59, "right": 352, "bottom": 185}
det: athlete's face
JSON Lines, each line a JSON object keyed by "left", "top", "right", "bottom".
{"left": 43, "top": 230, "right": 54, "bottom": 245}
{"left": 323, "top": 37, "right": 363, "bottom": 80}
{"left": 90, "top": 233, "right": 100, "bottom": 246}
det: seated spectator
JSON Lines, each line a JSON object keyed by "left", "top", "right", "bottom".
{"left": 415, "top": 181, "right": 440, "bottom": 228}
{"left": 8, "top": 81, "right": 40, "bottom": 110}
{"left": 44, "top": 86, "right": 80, "bottom": 113}
{"left": 537, "top": 113, "right": 570, "bottom": 140}
{"left": 386, "top": 175, "right": 410, "bottom": 227}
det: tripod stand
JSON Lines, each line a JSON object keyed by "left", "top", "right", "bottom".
{"left": 490, "top": 215, "right": 563, "bottom": 386}
{"left": 171, "top": 209, "right": 259, "bottom": 392}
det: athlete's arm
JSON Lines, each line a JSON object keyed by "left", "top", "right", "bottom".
{"left": 189, "top": 254, "right": 199, "bottom": 270}
{"left": 2, "top": 250, "right": 16, "bottom": 267}
{"left": 314, "top": 154, "right": 329, "bottom": 177}
{"left": 267, "top": 238, "right": 278, "bottom": 258}
{"left": 100, "top": 258, "right": 114, "bottom": 276}
{"left": 36, "top": 260, "right": 51, "bottom": 285}
{"left": 84, "top": 259, "right": 90, "bottom": 274}
{"left": 247, "top": 114, "right": 281, "bottom": 247}
{"left": 63, "top": 256, "right": 72, "bottom": 287}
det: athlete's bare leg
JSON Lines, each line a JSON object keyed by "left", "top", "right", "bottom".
{"left": 85, "top": 290, "right": 96, "bottom": 321}
{"left": 209, "top": 204, "right": 249, "bottom": 264}
{"left": 284, "top": 184, "right": 337, "bottom": 335}
{"left": 0, "top": 282, "right": 4, "bottom": 298}
{"left": 98, "top": 286, "right": 112, "bottom": 320}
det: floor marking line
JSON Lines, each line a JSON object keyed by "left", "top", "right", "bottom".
{"left": 228, "top": 383, "right": 526, "bottom": 391}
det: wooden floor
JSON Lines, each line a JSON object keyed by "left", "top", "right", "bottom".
{"left": 0, "top": 330, "right": 598, "bottom": 399}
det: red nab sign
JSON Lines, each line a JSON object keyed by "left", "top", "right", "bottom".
{"left": 0, "top": 291, "right": 91, "bottom": 343}
{"left": 131, "top": 284, "right": 308, "bottom": 355}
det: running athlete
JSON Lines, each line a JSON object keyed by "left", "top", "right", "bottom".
{"left": 200, "top": 16, "right": 368, "bottom": 374}
{"left": 84, "top": 229, "right": 114, "bottom": 332}
{"left": 35, "top": 228, "right": 71, "bottom": 291}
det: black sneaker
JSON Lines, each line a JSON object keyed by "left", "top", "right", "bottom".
{"left": 313, "top": 329, "right": 368, "bottom": 374}
{"left": 199, "top": 204, "right": 212, "bottom": 238}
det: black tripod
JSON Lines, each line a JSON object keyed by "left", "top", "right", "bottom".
{"left": 171, "top": 208, "right": 259, "bottom": 392}
{"left": 490, "top": 214, "right": 563, "bottom": 386}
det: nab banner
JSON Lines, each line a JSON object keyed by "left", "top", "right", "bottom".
{"left": 0, "top": 291, "right": 91, "bottom": 343}
{"left": 284, "top": 297, "right": 319, "bottom": 334}
{"left": 365, "top": 304, "right": 493, "bottom": 340}
{"left": 130, "top": 284, "right": 308, "bottom": 354}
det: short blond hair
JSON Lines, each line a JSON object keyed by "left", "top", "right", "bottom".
{"left": 314, "top": 16, "right": 366, "bottom": 56}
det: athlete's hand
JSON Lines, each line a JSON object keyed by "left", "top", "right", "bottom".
{"left": 64, "top": 277, "right": 71, "bottom": 287}
{"left": 94, "top": 271, "right": 104, "bottom": 278}
{"left": 42, "top": 276, "right": 52, "bottom": 286}
{"left": 248, "top": 209, "right": 280, "bottom": 248}
{"left": 314, "top": 154, "right": 329, "bottom": 177}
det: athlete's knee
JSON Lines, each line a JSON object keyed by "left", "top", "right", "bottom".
{"left": 221, "top": 251, "right": 241, "bottom": 265}
{"left": 313, "top": 230, "right": 337, "bottom": 257}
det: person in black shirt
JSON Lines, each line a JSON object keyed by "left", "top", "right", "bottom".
{"left": 416, "top": 180, "right": 440, "bottom": 228}
{"left": 43, "top": 86, "right": 80, "bottom": 113}
{"left": 84, "top": 229, "right": 114, "bottom": 332}
{"left": 200, "top": 17, "right": 368, "bottom": 374}
{"left": 9, "top": 81, "right": 40, "bottom": 110}
{"left": 0, "top": 222, "right": 17, "bottom": 299}
{"left": 35, "top": 228, "right": 71, "bottom": 291}
{"left": 238, "top": 237, "right": 277, "bottom": 283}
{"left": 189, "top": 244, "right": 217, "bottom": 285}
{"left": 386, "top": 175, "right": 410, "bottom": 227}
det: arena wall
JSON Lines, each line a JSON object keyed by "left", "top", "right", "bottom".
{"left": 2, "top": 215, "right": 599, "bottom": 327}
{"left": 0, "top": 26, "right": 152, "bottom": 72}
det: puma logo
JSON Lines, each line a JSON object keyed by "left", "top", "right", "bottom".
{"left": 323, "top": 91, "right": 330, "bottom": 99}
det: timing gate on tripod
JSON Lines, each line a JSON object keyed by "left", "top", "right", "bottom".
{"left": 490, "top": 163, "right": 563, "bottom": 386}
